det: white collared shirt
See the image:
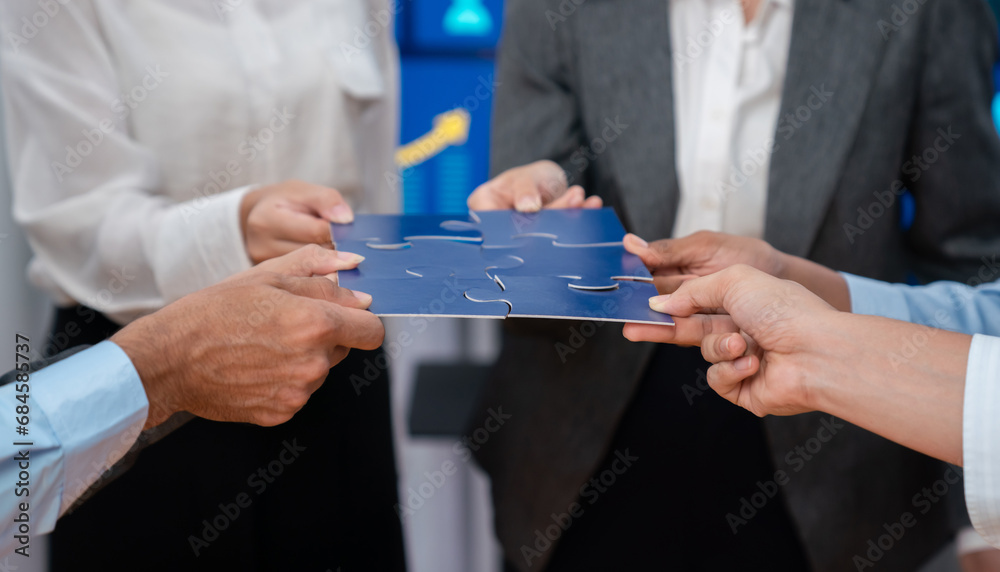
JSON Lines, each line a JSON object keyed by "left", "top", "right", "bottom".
{"left": 669, "top": 0, "right": 794, "bottom": 239}
{"left": 0, "top": 0, "right": 399, "bottom": 324}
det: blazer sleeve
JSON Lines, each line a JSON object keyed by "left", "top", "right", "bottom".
{"left": 489, "top": 0, "right": 589, "bottom": 188}
{"left": 903, "top": 0, "right": 1000, "bottom": 283}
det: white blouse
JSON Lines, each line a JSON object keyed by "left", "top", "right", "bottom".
{"left": 0, "top": 0, "right": 400, "bottom": 324}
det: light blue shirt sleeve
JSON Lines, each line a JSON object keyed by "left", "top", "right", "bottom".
{"left": 843, "top": 272, "right": 1000, "bottom": 336}
{"left": 1, "top": 341, "right": 148, "bottom": 558}
{"left": 963, "top": 334, "right": 1000, "bottom": 548}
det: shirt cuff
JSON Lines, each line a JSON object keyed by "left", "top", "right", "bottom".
{"left": 153, "top": 185, "right": 255, "bottom": 303}
{"left": 842, "top": 272, "right": 913, "bottom": 322}
{"left": 964, "top": 334, "right": 1000, "bottom": 548}
{"left": 32, "top": 341, "right": 149, "bottom": 516}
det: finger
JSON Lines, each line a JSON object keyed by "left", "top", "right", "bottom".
{"left": 513, "top": 181, "right": 544, "bottom": 212}
{"left": 706, "top": 357, "right": 760, "bottom": 408}
{"left": 325, "top": 305, "right": 386, "bottom": 351}
{"left": 282, "top": 276, "right": 373, "bottom": 310}
{"left": 327, "top": 346, "right": 351, "bottom": 369}
{"left": 622, "top": 314, "right": 738, "bottom": 346}
{"left": 701, "top": 333, "right": 748, "bottom": 364}
{"left": 582, "top": 195, "right": 604, "bottom": 209}
{"left": 546, "top": 186, "right": 585, "bottom": 209}
{"left": 258, "top": 244, "right": 365, "bottom": 277}
{"left": 294, "top": 182, "right": 353, "bottom": 224}
{"left": 648, "top": 266, "right": 755, "bottom": 317}
{"left": 652, "top": 274, "right": 698, "bottom": 295}
{"left": 623, "top": 233, "right": 683, "bottom": 274}
{"left": 254, "top": 207, "right": 338, "bottom": 247}
{"left": 467, "top": 179, "right": 509, "bottom": 210}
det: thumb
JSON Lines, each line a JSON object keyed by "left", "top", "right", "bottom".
{"left": 648, "top": 266, "right": 753, "bottom": 317}
{"left": 258, "top": 244, "right": 365, "bottom": 277}
{"left": 298, "top": 184, "right": 354, "bottom": 224}
{"left": 513, "top": 182, "right": 544, "bottom": 212}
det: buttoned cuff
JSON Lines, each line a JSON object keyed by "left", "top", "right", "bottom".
{"left": 153, "top": 185, "right": 255, "bottom": 303}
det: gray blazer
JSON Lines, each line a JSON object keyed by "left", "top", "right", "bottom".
{"left": 473, "top": 0, "right": 1000, "bottom": 570}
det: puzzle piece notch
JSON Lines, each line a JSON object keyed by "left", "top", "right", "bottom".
{"left": 331, "top": 214, "right": 484, "bottom": 250}
{"left": 340, "top": 265, "right": 510, "bottom": 318}
{"left": 479, "top": 236, "right": 652, "bottom": 291}
{"left": 464, "top": 275, "right": 673, "bottom": 325}
{"left": 464, "top": 208, "right": 629, "bottom": 248}
{"left": 336, "top": 239, "right": 525, "bottom": 282}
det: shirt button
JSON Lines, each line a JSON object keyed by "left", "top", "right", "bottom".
{"left": 702, "top": 195, "right": 721, "bottom": 209}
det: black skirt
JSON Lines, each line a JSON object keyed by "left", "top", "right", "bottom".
{"left": 47, "top": 306, "right": 406, "bottom": 571}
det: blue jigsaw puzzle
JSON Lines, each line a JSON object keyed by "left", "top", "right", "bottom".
{"left": 331, "top": 208, "right": 674, "bottom": 325}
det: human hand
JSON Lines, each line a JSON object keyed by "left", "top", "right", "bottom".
{"left": 624, "top": 265, "right": 970, "bottom": 464}
{"left": 624, "top": 231, "right": 851, "bottom": 310}
{"left": 467, "top": 160, "right": 603, "bottom": 212}
{"left": 112, "top": 245, "right": 385, "bottom": 429}
{"left": 623, "top": 265, "right": 838, "bottom": 417}
{"left": 240, "top": 179, "right": 355, "bottom": 264}
{"left": 623, "top": 231, "right": 785, "bottom": 295}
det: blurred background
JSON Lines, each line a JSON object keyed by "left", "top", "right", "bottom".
{"left": 1, "top": 0, "right": 999, "bottom": 570}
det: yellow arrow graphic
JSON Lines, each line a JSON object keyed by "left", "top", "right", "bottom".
{"left": 395, "top": 108, "right": 471, "bottom": 169}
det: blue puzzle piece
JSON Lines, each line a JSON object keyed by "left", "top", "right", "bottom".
{"left": 479, "top": 236, "right": 651, "bottom": 290}
{"left": 464, "top": 208, "right": 629, "bottom": 248}
{"left": 464, "top": 275, "right": 674, "bottom": 325}
{"left": 337, "top": 240, "right": 523, "bottom": 281}
{"left": 332, "top": 214, "right": 483, "bottom": 248}
{"left": 339, "top": 266, "right": 509, "bottom": 318}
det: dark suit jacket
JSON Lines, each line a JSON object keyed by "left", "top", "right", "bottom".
{"left": 474, "top": 1, "right": 1000, "bottom": 570}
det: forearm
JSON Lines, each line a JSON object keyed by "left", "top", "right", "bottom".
{"left": 810, "top": 313, "right": 970, "bottom": 465}
{"left": 778, "top": 252, "right": 851, "bottom": 312}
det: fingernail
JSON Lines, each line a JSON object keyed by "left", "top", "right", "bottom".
{"left": 336, "top": 250, "right": 365, "bottom": 263}
{"left": 516, "top": 195, "right": 542, "bottom": 212}
{"left": 649, "top": 294, "right": 670, "bottom": 312}
{"left": 735, "top": 356, "right": 753, "bottom": 372}
{"left": 724, "top": 336, "right": 733, "bottom": 353}
{"left": 352, "top": 290, "right": 373, "bottom": 305}
{"left": 329, "top": 204, "right": 354, "bottom": 224}
{"left": 629, "top": 234, "right": 649, "bottom": 249}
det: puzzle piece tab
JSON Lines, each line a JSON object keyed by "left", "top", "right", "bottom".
{"left": 463, "top": 208, "right": 629, "bottom": 248}
{"left": 464, "top": 275, "right": 673, "bottom": 325}
{"left": 332, "top": 213, "right": 483, "bottom": 248}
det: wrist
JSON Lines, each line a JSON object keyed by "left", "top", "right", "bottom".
{"left": 111, "top": 317, "right": 182, "bottom": 429}
{"left": 239, "top": 188, "right": 263, "bottom": 243}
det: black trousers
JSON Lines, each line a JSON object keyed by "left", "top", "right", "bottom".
{"left": 48, "top": 306, "right": 406, "bottom": 572}
{"left": 539, "top": 345, "right": 811, "bottom": 571}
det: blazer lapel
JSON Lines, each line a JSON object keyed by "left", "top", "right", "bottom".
{"left": 576, "top": 0, "right": 680, "bottom": 240}
{"left": 765, "top": 0, "right": 889, "bottom": 256}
